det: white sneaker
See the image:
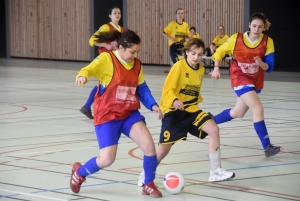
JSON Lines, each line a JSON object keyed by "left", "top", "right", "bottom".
{"left": 137, "top": 171, "right": 145, "bottom": 187}
{"left": 208, "top": 167, "right": 235, "bottom": 182}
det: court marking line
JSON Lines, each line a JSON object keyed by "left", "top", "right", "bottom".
{"left": 0, "top": 105, "right": 27, "bottom": 115}
{"left": 1, "top": 162, "right": 299, "bottom": 200}
{"left": 0, "top": 188, "right": 68, "bottom": 200}
{"left": 122, "top": 162, "right": 300, "bottom": 199}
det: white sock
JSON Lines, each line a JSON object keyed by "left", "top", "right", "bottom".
{"left": 208, "top": 147, "right": 221, "bottom": 172}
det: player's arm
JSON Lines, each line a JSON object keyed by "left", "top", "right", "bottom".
{"left": 211, "top": 33, "right": 236, "bottom": 80}
{"left": 76, "top": 53, "right": 109, "bottom": 86}
{"left": 263, "top": 37, "right": 275, "bottom": 73}
{"left": 209, "top": 37, "right": 218, "bottom": 54}
{"left": 163, "top": 23, "right": 176, "bottom": 42}
{"left": 161, "top": 64, "right": 181, "bottom": 107}
{"left": 136, "top": 66, "right": 158, "bottom": 111}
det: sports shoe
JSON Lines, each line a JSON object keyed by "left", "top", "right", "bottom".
{"left": 142, "top": 181, "right": 162, "bottom": 198}
{"left": 79, "top": 106, "right": 94, "bottom": 119}
{"left": 70, "top": 162, "right": 86, "bottom": 193}
{"left": 138, "top": 171, "right": 145, "bottom": 187}
{"left": 264, "top": 144, "right": 283, "bottom": 157}
{"left": 208, "top": 167, "right": 235, "bottom": 182}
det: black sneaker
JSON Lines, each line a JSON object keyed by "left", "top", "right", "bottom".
{"left": 264, "top": 144, "right": 282, "bottom": 157}
{"left": 79, "top": 106, "right": 94, "bottom": 119}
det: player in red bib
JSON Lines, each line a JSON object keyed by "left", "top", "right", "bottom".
{"left": 71, "top": 30, "right": 163, "bottom": 198}
{"left": 211, "top": 13, "right": 282, "bottom": 157}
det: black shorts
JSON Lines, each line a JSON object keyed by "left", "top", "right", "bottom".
{"left": 159, "top": 110, "right": 212, "bottom": 144}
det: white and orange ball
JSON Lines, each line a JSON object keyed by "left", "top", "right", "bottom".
{"left": 163, "top": 172, "right": 185, "bottom": 194}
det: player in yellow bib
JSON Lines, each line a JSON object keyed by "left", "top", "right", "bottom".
{"left": 163, "top": 8, "right": 190, "bottom": 72}
{"left": 189, "top": 26, "right": 201, "bottom": 39}
{"left": 206, "top": 25, "right": 229, "bottom": 56}
{"left": 138, "top": 38, "right": 235, "bottom": 186}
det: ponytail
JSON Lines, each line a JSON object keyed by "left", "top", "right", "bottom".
{"left": 93, "top": 29, "right": 141, "bottom": 50}
{"left": 93, "top": 30, "right": 121, "bottom": 43}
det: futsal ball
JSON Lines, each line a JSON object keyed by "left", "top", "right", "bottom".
{"left": 163, "top": 172, "right": 185, "bottom": 194}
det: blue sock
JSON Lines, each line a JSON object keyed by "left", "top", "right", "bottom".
{"left": 84, "top": 86, "right": 98, "bottom": 109}
{"left": 254, "top": 120, "right": 270, "bottom": 150}
{"left": 213, "top": 108, "right": 233, "bottom": 124}
{"left": 143, "top": 155, "right": 158, "bottom": 185}
{"left": 78, "top": 157, "right": 101, "bottom": 177}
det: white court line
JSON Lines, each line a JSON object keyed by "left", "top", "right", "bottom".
{"left": 0, "top": 188, "right": 68, "bottom": 201}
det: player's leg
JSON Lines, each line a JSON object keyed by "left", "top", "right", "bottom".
{"left": 190, "top": 111, "right": 235, "bottom": 182}
{"left": 79, "top": 85, "right": 98, "bottom": 119}
{"left": 70, "top": 121, "right": 121, "bottom": 193}
{"left": 125, "top": 111, "right": 162, "bottom": 198}
{"left": 239, "top": 90, "right": 282, "bottom": 156}
{"left": 213, "top": 93, "right": 249, "bottom": 124}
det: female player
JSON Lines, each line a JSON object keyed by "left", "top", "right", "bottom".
{"left": 138, "top": 38, "right": 235, "bottom": 186}
{"left": 210, "top": 13, "right": 282, "bottom": 157}
{"left": 163, "top": 8, "right": 190, "bottom": 72}
{"left": 189, "top": 26, "right": 201, "bottom": 39}
{"left": 205, "top": 25, "right": 229, "bottom": 56}
{"left": 71, "top": 30, "right": 163, "bottom": 198}
{"left": 80, "top": 6, "right": 124, "bottom": 119}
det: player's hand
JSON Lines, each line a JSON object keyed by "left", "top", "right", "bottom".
{"left": 171, "top": 37, "right": 177, "bottom": 42}
{"left": 211, "top": 68, "right": 221, "bottom": 80}
{"left": 254, "top": 56, "right": 262, "bottom": 66}
{"left": 75, "top": 76, "right": 89, "bottom": 87}
{"left": 152, "top": 105, "right": 164, "bottom": 119}
{"left": 173, "top": 100, "right": 184, "bottom": 111}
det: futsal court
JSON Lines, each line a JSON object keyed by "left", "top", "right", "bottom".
{"left": 0, "top": 58, "right": 299, "bottom": 201}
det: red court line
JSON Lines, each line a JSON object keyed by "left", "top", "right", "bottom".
{"left": 0, "top": 161, "right": 10, "bottom": 164}
{"left": 0, "top": 139, "right": 95, "bottom": 155}
{"left": 186, "top": 177, "right": 300, "bottom": 199}
{"left": 0, "top": 105, "right": 27, "bottom": 115}
{"left": 123, "top": 144, "right": 300, "bottom": 199}
{"left": 121, "top": 167, "right": 300, "bottom": 199}
{"left": 29, "top": 155, "right": 40, "bottom": 158}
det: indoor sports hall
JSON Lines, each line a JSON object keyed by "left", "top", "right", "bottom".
{"left": 0, "top": 58, "right": 299, "bottom": 201}
{"left": 0, "top": 0, "right": 299, "bottom": 201}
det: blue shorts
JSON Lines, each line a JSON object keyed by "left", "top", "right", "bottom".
{"left": 234, "top": 86, "right": 261, "bottom": 97}
{"left": 95, "top": 110, "right": 145, "bottom": 149}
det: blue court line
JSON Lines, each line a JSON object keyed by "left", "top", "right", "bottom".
{"left": 1, "top": 161, "right": 300, "bottom": 199}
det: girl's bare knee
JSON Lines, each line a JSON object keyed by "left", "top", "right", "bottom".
{"left": 231, "top": 109, "right": 246, "bottom": 118}
{"left": 97, "top": 156, "right": 115, "bottom": 168}
{"left": 207, "top": 124, "right": 219, "bottom": 138}
{"left": 141, "top": 141, "right": 156, "bottom": 156}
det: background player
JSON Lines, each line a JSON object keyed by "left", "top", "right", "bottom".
{"left": 80, "top": 6, "right": 124, "bottom": 119}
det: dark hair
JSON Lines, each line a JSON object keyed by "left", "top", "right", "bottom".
{"left": 190, "top": 26, "right": 196, "bottom": 31}
{"left": 93, "top": 29, "right": 141, "bottom": 49}
{"left": 108, "top": 6, "right": 121, "bottom": 15}
{"left": 182, "top": 38, "right": 205, "bottom": 59}
{"left": 249, "top": 12, "right": 271, "bottom": 30}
